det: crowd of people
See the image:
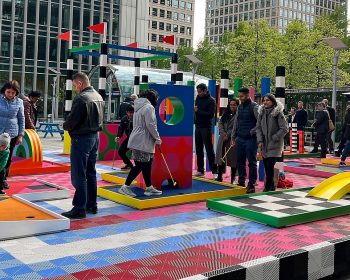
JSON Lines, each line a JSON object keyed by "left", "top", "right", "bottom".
{"left": 2, "top": 75, "right": 350, "bottom": 219}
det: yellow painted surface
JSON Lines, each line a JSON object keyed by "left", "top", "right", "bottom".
{"left": 63, "top": 131, "right": 71, "bottom": 154}
{"left": 321, "top": 158, "right": 350, "bottom": 166}
{"left": 307, "top": 172, "right": 350, "bottom": 200}
{"left": 100, "top": 172, "right": 137, "bottom": 185}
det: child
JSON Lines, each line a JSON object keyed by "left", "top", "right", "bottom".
{"left": 277, "top": 171, "right": 293, "bottom": 189}
{"left": 0, "top": 133, "right": 11, "bottom": 194}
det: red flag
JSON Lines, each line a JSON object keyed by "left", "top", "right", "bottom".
{"left": 56, "top": 31, "right": 71, "bottom": 42}
{"left": 126, "top": 42, "right": 138, "bottom": 48}
{"left": 160, "top": 35, "right": 175, "bottom": 45}
{"left": 87, "top": 23, "right": 105, "bottom": 34}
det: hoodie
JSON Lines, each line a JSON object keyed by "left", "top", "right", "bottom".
{"left": 127, "top": 98, "right": 161, "bottom": 154}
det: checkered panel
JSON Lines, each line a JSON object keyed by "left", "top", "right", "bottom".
{"left": 240, "top": 256, "right": 279, "bottom": 280}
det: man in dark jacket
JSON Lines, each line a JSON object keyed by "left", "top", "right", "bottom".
{"left": 322, "top": 99, "right": 335, "bottom": 153}
{"left": 295, "top": 101, "right": 308, "bottom": 131}
{"left": 115, "top": 106, "right": 134, "bottom": 170}
{"left": 231, "top": 87, "right": 259, "bottom": 193}
{"left": 194, "top": 83, "right": 217, "bottom": 177}
{"left": 119, "top": 93, "right": 137, "bottom": 119}
{"left": 62, "top": 72, "right": 105, "bottom": 219}
{"left": 311, "top": 102, "right": 329, "bottom": 158}
{"left": 23, "top": 91, "right": 40, "bottom": 129}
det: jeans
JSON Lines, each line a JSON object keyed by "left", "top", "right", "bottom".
{"left": 118, "top": 137, "right": 133, "bottom": 167}
{"left": 125, "top": 159, "right": 153, "bottom": 187}
{"left": 70, "top": 133, "right": 99, "bottom": 210}
{"left": 236, "top": 137, "right": 257, "bottom": 186}
{"left": 341, "top": 140, "right": 350, "bottom": 162}
{"left": 0, "top": 136, "right": 17, "bottom": 189}
{"left": 195, "top": 127, "right": 216, "bottom": 173}
{"left": 263, "top": 157, "right": 277, "bottom": 191}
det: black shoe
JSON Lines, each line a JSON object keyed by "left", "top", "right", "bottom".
{"left": 0, "top": 190, "right": 5, "bottom": 195}
{"left": 86, "top": 206, "right": 98, "bottom": 214}
{"left": 61, "top": 208, "right": 86, "bottom": 219}
{"left": 310, "top": 150, "right": 318, "bottom": 153}
{"left": 339, "top": 161, "right": 347, "bottom": 166}
{"left": 215, "top": 176, "right": 223, "bottom": 182}
{"left": 246, "top": 184, "right": 255, "bottom": 194}
{"left": 120, "top": 165, "right": 132, "bottom": 170}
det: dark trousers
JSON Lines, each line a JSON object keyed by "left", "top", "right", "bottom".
{"left": 263, "top": 157, "right": 277, "bottom": 191}
{"left": 326, "top": 131, "right": 334, "bottom": 152}
{"left": 0, "top": 136, "right": 17, "bottom": 189}
{"left": 314, "top": 133, "right": 327, "bottom": 157}
{"left": 125, "top": 159, "right": 153, "bottom": 187}
{"left": 218, "top": 164, "right": 236, "bottom": 183}
{"left": 70, "top": 133, "right": 99, "bottom": 211}
{"left": 195, "top": 127, "right": 216, "bottom": 173}
{"left": 341, "top": 140, "right": 350, "bottom": 161}
{"left": 236, "top": 137, "right": 257, "bottom": 186}
{"left": 118, "top": 137, "right": 133, "bottom": 167}
{"left": 337, "top": 137, "right": 346, "bottom": 155}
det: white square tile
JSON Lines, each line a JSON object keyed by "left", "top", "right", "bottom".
{"left": 295, "top": 205, "right": 327, "bottom": 212}
{"left": 288, "top": 191, "right": 308, "bottom": 197}
{"left": 254, "top": 202, "right": 290, "bottom": 211}
{"left": 252, "top": 195, "right": 284, "bottom": 203}
{"left": 219, "top": 200, "right": 248, "bottom": 207}
{"left": 329, "top": 199, "right": 350, "bottom": 206}
{"left": 263, "top": 211, "right": 289, "bottom": 218}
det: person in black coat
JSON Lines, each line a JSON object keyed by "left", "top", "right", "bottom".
{"left": 311, "top": 102, "right": 329, "bottom": 158}
{"left": 115, "top": 106, "right": 134, "bottom": 169}
{"left": 118, "top": 93, "right": 137, "bottom": 119}
{"left": 339, "top": 106, "right": 350, "bottom": 165}
{"left": 322, "top": 99, "right": 335, "bottom": 153}
{"left": 295, "top": 101, "right": 308, "bottom": 131}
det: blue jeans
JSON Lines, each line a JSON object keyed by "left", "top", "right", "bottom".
{"left": 341, "top": 140, "right": 350, "bottom": 162}
{"left": 70, "top": 133, "right": 99, "bottom": 210}
{"left": 236, "top": 137, "right": 257, "bottom": 186}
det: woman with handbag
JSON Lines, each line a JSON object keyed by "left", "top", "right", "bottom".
{"left": 311, "top": 102, "right": 329, "bottom": 158}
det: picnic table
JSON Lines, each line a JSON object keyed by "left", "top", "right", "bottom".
{"left": 37, "top": 122, "right": 64, "bottom": 140}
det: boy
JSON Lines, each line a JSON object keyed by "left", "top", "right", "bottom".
{"left": 0, "top": 133, "right": 11, "bottom": 194}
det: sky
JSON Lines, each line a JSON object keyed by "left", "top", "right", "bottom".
{"left": 193, "top": 0, "right": 206, "bottom": 49}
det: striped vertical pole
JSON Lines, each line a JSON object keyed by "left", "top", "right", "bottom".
{"left": 291, "top": 123, "right": 298, "bottom": 153}
{"left": 171, "top": 54, "right": 178, "bottom": 84}
{"left": 65, "top": 34, "right": 73, "bottom": 119}
{"left": 141, "top": 75, "right": 148, "bottom": 83}
{"left": 298, "top": 130, "right": 305, "bottom": 153}
{"left": 99, "top": 42, "right": 107, "bottom": 100}
{"left": 275, "top": 66, "right": 286, "bottom": 109}
{"left": 220, "top": 70, "right": 229, "bottom": 115}
{"left": 175, "top": 72, "right": 183, "bottom": 85}
{"left": 134, "top": 58, "right": 140, "bottom": 96}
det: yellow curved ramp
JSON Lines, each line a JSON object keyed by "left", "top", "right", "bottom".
{"left": 321, "top": 158, "right": 350, "bottom": 166}
{"left": 307, "top": 172, "right": 350, "bottom": 200}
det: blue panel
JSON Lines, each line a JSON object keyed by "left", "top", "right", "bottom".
{"left": 261, "top": 77, "right": 271, "bottom": 97}
{"left": 149, "top": 84, "right": 194, "bottom": 137}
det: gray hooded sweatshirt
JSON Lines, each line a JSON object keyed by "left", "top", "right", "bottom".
{"left": 127, "top": 97, "right": 161, "bottom": 153}
{"left": 256, "top": 101, "right": 288, "bottom": 158}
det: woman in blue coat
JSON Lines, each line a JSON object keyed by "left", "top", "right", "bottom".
{"left": 0, "top": 81, "right": 25, "bottom": 191}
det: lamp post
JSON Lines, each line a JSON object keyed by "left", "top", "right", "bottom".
{"left": 184, "top": 55, "right": 203, "bottom": 84}
{"left": 48, "top": 67, "right": 61, "bottom": 123}
{"left": 323, "top": 37, "right": 348, "bottom": 143}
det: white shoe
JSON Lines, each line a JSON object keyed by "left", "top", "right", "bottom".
{"left": 119, "top": 185, "right": 136, "bottom": 197}
{"left": 194, "top": 171, "right": 205, "bottom": 177}
{"left": 144, "top": 185, "right": 162, "bottom": 196}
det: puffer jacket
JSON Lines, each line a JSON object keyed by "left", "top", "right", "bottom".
{"left": 0, "top": 94, "right": 25, "bottom": 138}
{"left": 256, "top": 101, "right": 288, "bottom": 158}
{"left": 127, "top": 98, "right": 161, "bottom": 153}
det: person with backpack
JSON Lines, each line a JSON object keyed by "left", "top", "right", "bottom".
{"left": 231, "top": 87, "right": 259, "bottom": 193}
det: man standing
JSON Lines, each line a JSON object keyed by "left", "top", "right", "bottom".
{"left": 62, "top": 73, "right": 104, "bottom": 219}
{"left": 287, "top": 107, "right": 297, "bottom": 127}
{"left": 23, "top": 91, "right": 41, "bottom": 129}
{"left": 194, "top": 83, "right": 217, "bottom": 177}
{"left": 322, "top": 98, "right": 335, "bottom": 153}
{"left": 231, "top": 87, "right": 259, "bottom": 193}
{"left": 295, "top": 101, "right": 308, "bottom": 131}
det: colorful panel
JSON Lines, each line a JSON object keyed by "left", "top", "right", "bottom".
{"left": 13, "top": 129, "right": 42, "bottom": 162}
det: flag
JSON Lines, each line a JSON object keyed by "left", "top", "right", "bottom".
{"left": 56, "top": 31, "right": 71, "bottom": 42}
{"left": 126, "top": 42, "right": 138, "bottom": 48}
{"left": 160, "top": 35, "right": 175, "bottom": 45}
{"left": 87, "top": 23, "right": 106, "bottom": 34}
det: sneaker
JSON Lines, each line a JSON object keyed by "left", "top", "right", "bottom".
{"left": 144, "top": 185, "right": 162, "bottom": 196}
{"left": 339, "top": 161, "right": 347, "bottom": 166}
{"left": 194, "top": 171, "right": 205, "bottom": 177}
{"left": 120, "top": 165, "right": 132, "bottom": 170}
{"left": 86, "top": 206, "right": 98, "bottom": 214}
{"left": 119, "top": 185, "right": 136, "bottom": 197}
{"left": 61, "top": 208, "right": 86, "bottom": 219}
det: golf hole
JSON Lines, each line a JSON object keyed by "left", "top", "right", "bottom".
{"left": 26, "top": 216, "right": 35, "bottom": 219}
{"left": 161, "top": 178, "right": 179, "bottom": 188}
{"left": 158, "top": 97, "right": 184, "bottom": 125}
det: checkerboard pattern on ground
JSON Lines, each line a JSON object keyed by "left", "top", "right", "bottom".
{"left": 0, "top": 150, "right": 350, "bottom": 279}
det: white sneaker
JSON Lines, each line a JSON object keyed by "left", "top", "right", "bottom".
{"left": 119, "top": 185, "right": 136, "bottom": 197}
{"left": 194, "top": 171, "right": 205, "bottom": 177}
{"left": 144, "top": 185, "right": 162, "bottom": 196}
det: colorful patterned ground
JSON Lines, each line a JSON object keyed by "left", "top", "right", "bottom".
{"left": 0, "top": 151, "right": 346, "bottom": 279}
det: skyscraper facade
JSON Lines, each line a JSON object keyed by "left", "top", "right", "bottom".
{"left": 205, "top": 0, "right": 346, "bottom": 43}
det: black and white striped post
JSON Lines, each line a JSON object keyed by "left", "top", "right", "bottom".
{"left": 65, "top": 36, "right": 73, "bottom": 119}
{"left": 275, "top": 66, "right": 285, "bottom": 109}
{"left": 290, "top": 123, "right": 298, "bottom": 153}
{"left": 134, "top": 58, "right": 141, "bottom": 96}
{"left": 175, "top": 72, "right": 183, "bottom": 85}
{"left": 171, "top": 54, "right": 178, "bottom": 84}
{"left": 220, "top": 70, "right": 229, "bottom": 115}
{"left": 141, "top": 75, "right": 148, "bottom": 84}
{"left": 99, "top": 42, "right": 107, "bottom": 100}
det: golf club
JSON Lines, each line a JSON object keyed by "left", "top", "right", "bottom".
{"left": 221, "top": 144, "right": 233, "bottom": 163}
{"left": 158, "top": 146, "right": 177, "bottom": 187}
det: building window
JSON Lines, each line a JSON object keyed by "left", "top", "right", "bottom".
{"left": 186, "top": 15, "right": 192, "bottom": 22}
{"left": 173, "top": 24, "right": 178, "bottom": 32}
{"left": 166, "top": 23, "right": 172, "bottom": 31}
{"left": 153, "top": 0, "right": 158, "bottom": 3}
{"left": 186, "top": 27, "right": 192, "bottom": 35}
{"left": 180, "top": 1, "right": 185, "bottom": 9}
{"left": 152, "top": 21, "right": 158, "bottom": 29}
{"left": 179, "top": 13, "right": 185, "bottom": 21}
{"left": 173, "top": 12, "right": 178, "bottom": 20}
{"left": 159, "top": 35, "right": 164, "bottom": 41}
{"left": 167, "top": 0, "right": 172, "bottom": 6}
{"left": 151, "top": 34, "right": 157, "bottom": 42}
{"left": 160, "top": 0, "right": 165, "bottom": 4}
{"left": 152, "top": 8, "right": 157, "bottom": 16}
{"left": 186, "top": 3, "right": 192, "bottom": 10}
{"left": 173, "top": 0, "right": 179, "bottom": 8}
{"left": 180, "top": 26, "right": 185, "bottom": 33}
{"left": 159, "top": 22, "right": 165, "bottom": 30}
{"left": 160, "top": 9, "right": 165, "bottom": 17}
{"left": 167, "top": 11, "right": 172, "bottom": 18}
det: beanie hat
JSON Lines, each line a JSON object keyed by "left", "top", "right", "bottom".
{"left": 0, "top": 133, "right": 10, "bottom": 148}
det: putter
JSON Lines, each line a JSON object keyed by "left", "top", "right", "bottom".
{"left": 158, "top": 146, "right": 177, "bottom": 187}
{"left": 221, "top": 144, "right": 233, "bottom": 163}
{"left": 112, "top": 142, "right": 117, "bottom": 170}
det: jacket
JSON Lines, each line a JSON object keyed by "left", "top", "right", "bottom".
{"left": 127, "top": 98, "right": 161, "bottom": 153}
{"left": 231, "top": 99, "right": 258, "bottom": 141}
{"left": 0, "top": 94, "right": 25, "bottom": 138}
{"left": 0, "top": 148, "right": 9, "bottom": 172}
{"left": 23, "top": 97, "right": 38, "bottom": 129}
{"left": 342, "top": 110, "right": 350, "bottom": 141}
{"left": 117, "top": 115, "right": 133, "bottom": 138}
{"left": 314, "top": 110, "right": 329, "bottom": 135}
{"left": 215, "top": 111, "right": 237, "bottom": 167}
{"left": 256, "top": 102, "right": 289, "bottom": 158}
{"left": 194, "top": 93, "right": 216, "bottom": 128}
{"left": 295, "top": 109, "right": 308, "bottom": 130}
{"left": 119, "top": 97, "right": 134, "bottom": 119}
{"left": 63, "top": 86, "right": 105, "bottom": 136}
